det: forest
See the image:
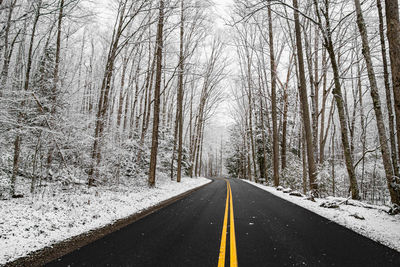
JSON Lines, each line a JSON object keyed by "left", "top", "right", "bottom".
{"left": 0, "top": 0, "right": 226, "bottom": 198}
{"left": 0, "top": 0, "right": 399, "bottom": 211}
{"left": 225, "top": 0, "right": 400, "bottom": 209}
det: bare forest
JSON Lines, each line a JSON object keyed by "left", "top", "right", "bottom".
{"left": 1, "top": 0, "right": 400, "bottom": 215}
{"left": 0, "top": 0, "right": 227, "bottom": 197}
{"left": 2, "top": 0, "right": 400, "bottom": 264}
{"left": 225, "top": 0, "right": 400, "bottom": 209}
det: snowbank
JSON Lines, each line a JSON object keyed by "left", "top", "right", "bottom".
{"left": 244, "top": 180, "right": 400, "bottom": 252}
{"left": 0, "top": 177, "right": 210, "bottom": 265}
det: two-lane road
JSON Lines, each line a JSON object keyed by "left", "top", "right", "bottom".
{"left": 47, "top": 178, "right": 400, "bottom": 266}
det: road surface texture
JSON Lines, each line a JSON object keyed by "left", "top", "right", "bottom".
{"left": 46, "top": 178, "right": 400, "bottom": 267}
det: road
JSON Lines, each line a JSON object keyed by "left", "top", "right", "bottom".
{"left": 46, "top": 178, "right": 400, "bottom": 267}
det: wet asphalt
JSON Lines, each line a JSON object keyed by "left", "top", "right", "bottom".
{"left": 46, "top": 178, "right": 400, "bottom": 267}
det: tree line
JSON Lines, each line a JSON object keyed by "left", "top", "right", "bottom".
{"left": 225, "top": 0, "right": 400, "bottom": 207}
{"left": 0, "top": 0, "right": 226, "bottom": 198}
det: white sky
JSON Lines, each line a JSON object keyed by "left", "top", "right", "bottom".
{"left": 213, "top": 0, "right": 234, "bottom": 28}
{"left": 204, "top": 0, "right": 236, "bottom": 151}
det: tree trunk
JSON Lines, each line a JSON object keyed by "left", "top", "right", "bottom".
{"left": 357, "top": 61, "right": 367, "bottom": 197}
{"left": 11, "top": 135, "right": 21, "bottom": 196}
{"left": 0, "top": 0, "right": 17, "bottom": 95}
{"left": 301, "top": 126, "right": 307, "bottom": 194}
{"left": 319, "top": 49, "right": 328, "bottom": 163}
{"left": 314, "top": 0, "right": 360, "bottom": 199}
{"left": 259, "top": 90, "right": 268, "bottom": 181}
{"left": 46, "top": 0, "right": 64, "bottom": 169}
{"left": 281, "top": 54, "right": 293, "bottom": 171}
{"left": 313, "top": 26, "right": 320, "bottom": 163}
{"left": 148, "top": 0, "right": 165, "bottom": 187}
{"left": 170, "top": 106, "right": 179, "bottom": 180}
{"left": 11, "top": 0, "right": 41, "bottom": 195}
{"left": 377, "top": 0, "right": 399, "bottom": 178}
{"left": 176, "top": 0, "right": 185, "bottom": 183}
{"left": 304, "top": 24, "right": 319, "bottom": 163}
{"left": 385, "top": 0, "right": 400, "bottom": 170}
{"left": 326, "top": 43, "right": 359, "bottom": 199}
{"left": 268, "top": 5, "right": 279, "bottom": 186}
{"left": 246, "top": 57, "right": 258, "bottom": 180}
{"left": 355, "top": 0, "right": 398, "bottom": 204}
{"left": 293, "top": 0, "right": 318, "bottom": 193}
{"left": 331, "top": 123, "right": 336, "bottom": 196}
{"left": 52, "top": 0, "right": 63, "bottom": 112}
{"left": 89, "top": 2, "right": 127, "bottom": 185}
{"left": 117, "top": 54, "right": 128, "bottom": 129}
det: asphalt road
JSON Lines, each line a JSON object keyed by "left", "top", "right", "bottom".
{"left": 46, "top": 178, "right": 400, "bottom": 267}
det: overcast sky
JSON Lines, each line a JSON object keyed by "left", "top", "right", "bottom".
{"left": 202, "top": 0, "right": 236, "bottom": 154}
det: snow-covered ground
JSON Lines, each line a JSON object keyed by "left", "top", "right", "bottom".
{"left": 0, "top": 176, "right": 210, "bottom": 265}
{"left": 244, "top": 180, "right": 400, "bottom": 252}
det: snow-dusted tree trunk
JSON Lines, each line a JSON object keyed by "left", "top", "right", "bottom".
{"left": 313, "top": 0, "right": 360, "bottom": 199}
{"left": 0, "top": 0, "right": 17, "bottom": 96}
{"left": 148, "top": 0, "right": 165, "bottom": 187}
{"left": 385, "top": 0, "right": 400, "bottom": 168}
{"left": 11, "top": 1, "right": 42, "bottom": 196}
{"left": 176, "top": 13, "right": 184, "bottom": 182}
{"left": 354, "top": 0, "right": 399, "bottom": 205}
{"left": 377, "top": 0, "right": 399, "bottom": 179}
{"left": 268, "top": 5, "right": 279, "bottom": 187}
{"left": 293, "top": 0, "right": 318, "bottom": 193}
{"left": 89, "top": 1, "right": 127, "bottom": 185}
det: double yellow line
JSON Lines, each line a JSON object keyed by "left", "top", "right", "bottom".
{"left": 218, "top": 180, "right": 238, "bottom": 267}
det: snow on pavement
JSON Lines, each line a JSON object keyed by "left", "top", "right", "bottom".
{"left": 0, "top": 177, "right": 210, "bottom": 265}
{"left": 244, "top": 180, "right": 400, "bottom": 252}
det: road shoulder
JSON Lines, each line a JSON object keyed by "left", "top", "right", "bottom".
{"left": 2, "top": 178, "right": 211, "bottom": 267}
{"left": 242, "top": 179, "right": 400, "bottom": 252}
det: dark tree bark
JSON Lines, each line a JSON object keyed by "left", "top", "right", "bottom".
{"left": 46, "top": 0, "right": 64, "bottom": 169}
{"left": 268, "top": 5, "right": 279, "bottom": 186}
{"left": 319, "top": 49, "right": 329, "bottom": 163}
{"left": 280, "top": 54, "right": 293, "bottom": 171}
{"left": 293, "top": 0, "right": 318, "bottom": 193}
{"left": 148, "top": 0, "right": 165, "bottom": 187}
{"left": 377, "top": 0, "right": 399, "bottom": 179}
{"left": 116, "top": 53, "right": 129, "bottom": 128}
{"left": 0, "top": 0, "right": 17, "bottom": 95}
{"left": 89, "top": 1, "right": 127, "bottom": 185}
{"left": 313, "top": 0, "right": 360, "bottom": 199}
{"left": 52, "top": 0, "right": 63, "bottom": 111}
{"left": 259, "top": 82, "right": 268, "bottom": 181}
{"left": 176, "top": 0, "right": 185, "bottom": 183}
{"left": 246, "top": 51, "right": 258, "bottom": 180}
{"left": 385, "top": 0, "right": 400, "bottom": 172}
{"left": 170, "top": 0, "right": 185, "bottom": 181}
{"left": 354, "top": 0, "right": 398, "bottom": 205}
{"left": 11, "top": 0, "right": 42, "bottom": 195}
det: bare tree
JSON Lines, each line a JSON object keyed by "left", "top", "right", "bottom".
{"left": 385, "top": 0, "right": 400, "bottom": 168}
{"left": 313, "top": 0, "right": 360, "bottom": 199}
{"left": 268, "top": 4, "right": 280, "bottom": 186}
{"left": 377, "top": 0, "right": 399, "bottom": 178}
{"left": 354, "top": 0, "right": 399, "bottom": 205}
{"left": 293, "top": 0, "right": 318, "bottom": 193}
{"left": 148, "top": 0, "right": 165, "bottom": 187}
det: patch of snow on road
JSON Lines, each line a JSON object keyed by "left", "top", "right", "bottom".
{"left": 0, "top": 177, "right": 210, "bottom": 265}
{"left": 243, "top": 180, "right": 400, "bottom": 252}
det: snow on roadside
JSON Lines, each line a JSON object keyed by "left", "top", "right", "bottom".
{"left": 243, "top": 180, "right": 400, "bottom": 252}
{"left": 0, "top": 177, "right": 210, "bottom": 265}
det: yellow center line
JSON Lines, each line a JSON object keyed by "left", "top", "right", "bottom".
{"left": 229, "top": 182, "right": 238, "bottom": 267}
{"left": 217, "top": 179, "right": 238, "bottom": 267}
{"left": 218, "top": 181, "right": 229, "bottom": 267}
